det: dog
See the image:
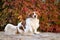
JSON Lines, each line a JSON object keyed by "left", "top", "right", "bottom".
{"left": 4, "top": 11, "right": 40, "bottom": 35}
{"left": 24, "top": 12, "right": 40, "bottom": 34}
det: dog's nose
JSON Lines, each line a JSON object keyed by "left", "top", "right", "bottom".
{"left": 34, "top": 15, "right": 36, "bottom": 18}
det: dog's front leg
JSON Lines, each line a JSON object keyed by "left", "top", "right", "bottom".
{"left": 34, "top": 29, "right": 40, "bottom": 34}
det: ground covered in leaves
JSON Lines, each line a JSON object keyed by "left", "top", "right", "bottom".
{"left": 0, "top": 31, "right": 60, "bottom": 40}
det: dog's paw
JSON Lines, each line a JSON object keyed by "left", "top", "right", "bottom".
{"left": 34, "top": 32, "right": 40, "bottom": 34}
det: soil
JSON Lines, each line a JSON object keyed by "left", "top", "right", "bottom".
{"left": 0, "top": 31, "right": 60, "bottom": 40}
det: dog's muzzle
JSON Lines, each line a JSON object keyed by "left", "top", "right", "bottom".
{"left": 34, "top": 15, "right": 36, "bottom": 18}
{"left": 33, "top": 15, "right": 37, "bottom": 18}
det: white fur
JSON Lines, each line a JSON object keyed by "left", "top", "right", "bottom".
{"left": 24, "top": 12, "right": 40, "bottom": 34}
{"left": 4, "top": 12, "right": 40, "bottom": 35}
{"left": 4, "top": 22, "right": 23, "bottom": 35}
{"left": 4, "top": 24, "right": 17, "bottom": 35}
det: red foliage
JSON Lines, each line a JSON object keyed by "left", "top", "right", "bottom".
{"left": 0, "top": 0, "right": 60, "bottom": 32}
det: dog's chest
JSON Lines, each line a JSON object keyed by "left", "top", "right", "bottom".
{"left": 30, "top": 18, "right": 39, "bottom": 26}
{"left": 26, "top": 18, "right": 39, "bottom": 28}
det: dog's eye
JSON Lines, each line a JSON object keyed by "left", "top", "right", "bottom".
{"left": 32, "top": 13, "right": 34, "bottom": 14}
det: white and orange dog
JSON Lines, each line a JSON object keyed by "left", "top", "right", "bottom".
{"left": 24, "top": 12, "right": 40, "bottom": 34}
{"left": 4, "top": 12, "right": 40, "bottom": 35}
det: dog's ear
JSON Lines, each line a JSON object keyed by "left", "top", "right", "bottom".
{"left": 27, "top": 13, "right": 33, "bottom": 18}
{"left": 37, "top": 14, "right": 39, "bottom": 19}
{"left": 35, "top": 12, "right": 39, "bottom": 19}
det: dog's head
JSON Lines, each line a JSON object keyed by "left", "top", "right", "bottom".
{"left": 29, "top": 11, "right": 38, "bottom": 18}
{"left": 32, "top": 12, "right": 38, "bottom": 18}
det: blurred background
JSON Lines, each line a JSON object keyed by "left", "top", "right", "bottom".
{"left": 0, "top": 0, "right": 60, "bottom": 32}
